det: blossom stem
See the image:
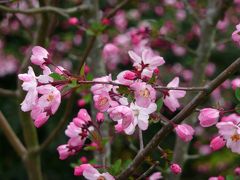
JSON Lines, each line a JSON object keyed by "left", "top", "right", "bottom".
{"left": 139, "top": 129, "right": 144, "bottom": 150}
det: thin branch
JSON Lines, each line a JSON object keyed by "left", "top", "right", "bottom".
{"left": 139, "top": 129, "right": 144, "bottom": 150}
{"left": 183, "top": 0, "right": 200, "bottom": 22}
{"left": 0, "top": 88, "right": 19, "bottom": 97}
{"left": 154, "top": 86, "right": 207, "bottom": 91}
{"left": 0, "top": 4, "right": 90, "bottom": 18}
{"left": 136, "top": 161, "right": 160, "bottom": 180}
{"left": 116, "top": 57, "right": 240, "bottom": 179}
{"left": 0, "top": 111, "right": 27, "bottom": 159}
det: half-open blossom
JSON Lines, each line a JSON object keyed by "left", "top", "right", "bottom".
{"left": 30, "top": 46, "right": 49, "bottom": 68}
{"left": 96, "top": 112, "right": 104, "bottom": 123}
{"left": 216, "top": 121, "right": 240, "bottom": 154}
{"left": 91, "top": 75, "right": 113, "bottom": 95}
{"left": 148, "top": 172, "right": 163, "bottom": 180}
{"left": 210, "top": 136, "right": 226, "bottom": 151}
{"left": 175, "top": 124, "right": 195, "bottom": 142}
{"left": 170, "top": 163, "right": 182, "bottom": 174}
{"left": 221, "top": 113, "right": 240, "bottom": 125}
{"left": 79, "top": 164, "right": 115, "bottom": 180}
{"left": 163, "top": 77, "right": 186, "bottom": 112}
{"left": 198, "top": 108, "right": 220, "bottom": 127}
{"left": 131, "top": 81, "right": 156, "bottom": 108}
{"left": 128, "top": 49, "right": 165, "bottom": 78}
{"left": 57, "top": 144, "right": 80, "bottom": 160}
{"left": 117, "top": 70, "right": 136, "bottom": 86}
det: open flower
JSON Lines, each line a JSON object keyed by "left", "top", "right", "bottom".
{"left": 216, "top": 121, "right": 240, "bottom": 154}
{"left": 163, "top": 77, "right": 186, "bottom": 112}
{"left": 124, "top": 102, "right": 157, "bottom": 134}
{"left": 131, "top": 81, "right": 156, "bottom": 108}
{"left": 128, "top": 49, "right": 165, "bottom": 78}
{"left": 74, "top": 164, "right": 115, "bottom": 180}
{"left": 232, "top": 23, "right": 240, "bottom": 46}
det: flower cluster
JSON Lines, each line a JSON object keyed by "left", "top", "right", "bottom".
{"left": 18, "top": 47, "right": 61, "bottom": 128}
{"left": 198, "top": 108, "right": 240, "bottom": 154}
{"left": 57, "top": 109, "right": 92, "bottom": 160}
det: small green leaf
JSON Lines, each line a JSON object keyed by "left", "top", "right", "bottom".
{"left": 49, "top": 73, "right": 64, "bottom": 80}
{"left": 109, "top": 159, "right": 122, "bottom": 175}
{"left": 226, "top": 175, "right": 234, "bottom": 180}
{"left": 68, "top": 79, "right": 78, "bottom": 88}
{"left": 83, "top": 146, "right": 97, "bottom": 151}
{"left": 235, "top": 104, "right": 240, "bottom": 114}
{"left": 156, "top": 98, "right": 163, "bottom": 112}
{"left": 79, "top": 63, "right": 85, "bottom": 76}
{"left": 117, "top": 86, "right": 130, "bottom": 95}
{"left": 236, "top": 88, "right": 240, "bottom": 101}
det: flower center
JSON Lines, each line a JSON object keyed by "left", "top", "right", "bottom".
{"left": 231, "top": 134, "right": 240, "bottom": 142}
{"left": 47, "top": 94, "right": 54, "bottom": 102}
{"left": 140, "top": 88, "right": 150, "bottom": 98}
{"left": 99, "top": 97, "right": 108, "bottom": 106}
{"left": 97, "top": 176, "right": 106, "bottom": 180}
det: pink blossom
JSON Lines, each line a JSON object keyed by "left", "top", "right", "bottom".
{"left": 91, "top": 75, "right": 113, "bottom": 95}
{"left": 125, "top": 103, "right": 157, "bottom": 134}
{"left": 148, "top": 172, "right": 163, "bottom": 180}
{"left": 208, "top": 176, "right": 225, "bottom": 180}
{"left": 176, "top": 9, "right": 186, "bottom": 21}
{"left": 57, "top": 144, "right": 79, "bottom": 160}
{"left": 78, "top": 99, "right": 86, "bottom": 107}
{"left": 65, "top": 122, "right": 87, "bottom": 147}
{"left": 128, "top": 49, "right": 165, "bottom": 78}
{"left": 30, "top": 46, "right": 49, "bottom": 68}
{"left": 37, "top": 66, "right": 53, "bottom": 84}
{"left": 102, "top": 43, "right": 120, "bottom": 70}
{"left": 73, "top": 109, "right": 92, "bottom": 127}
{"left": 108, "top": 105, "right": 134, "bottom": 132}
{"left": 117, "top": 70, "right": 136, "bottom": 86}
{"left": 221, "top": 113, "right": 240, "bottom": 125}
{"left": 198, "top": 108, "right": 220, "bottom": 127}
{"left": 18, "top": 66, "right": 37, "bottom": 92}
{"left": 131, "top": 81, "right": 156, "bottom": 108}
{"left": 210, "top": 136, "right": 226, "bottom": 151}
{"left": 93, "top": 92, "right": 112, "bottom": 112}
{"left": 163, "top": 77, "right": 186, "bottom": 112}
{"left": 235, "top": 167, "right": 240, "bottom": 175}
{"left": 81, "top": 164, "right": 115, "bottom": 180}
{"left": 170, "top": 163, "right": 182, "bottom": 174}
{"left": 74, "top": 164, "right": 92, "bottom": 176}
{"left": 175, "top": 124, "right": 195, "bottom": 142}
{"left": 216, "top": 121, "right": 240, "bottom": 154}
{"left": 231, "top": 78, "right": 240, "bottom": 90}
{"left": 205, "top": 63, "right": 216, "bottom": 77}
{"left": 114, "top": 10, "right": 127, "bottom": 32}
{"left": 232, "top": 24, "right": 240, "bottom": 46}
{"left": 80, "top": 156, "right": 88, "bottom": 164}
{"left": 172, "top": 44, "right": 186, "bottom": 57}
{"left": 96, "top": 112, "right": 104, "bottom": 123}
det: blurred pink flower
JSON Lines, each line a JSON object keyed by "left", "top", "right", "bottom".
{"left": 148, "top": 172, "right": 162, "bottom": 180}
{"left": 170, "top": 163, "right": 182, "bottom": 174}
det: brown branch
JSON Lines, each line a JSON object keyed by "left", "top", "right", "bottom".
{"left": 0, "top": 4, "right": 90, "bottom": 18}
{"left": 0, "top": 88, "right": 19, "bottom": 97}
{"left": 0, "top": 111, "right": 27, "bottom": 159}
{"left": 116, "top": 57, "right": 240, "bottom": 179}
{"left": 136, "top": 161, "right": 160, "bottom": 180}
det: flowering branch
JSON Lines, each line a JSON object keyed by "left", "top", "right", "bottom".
{"left": 116, "top": 57, "right": 240, "bottom": 179}
{"left": 0, "top": 111, "right": 27, "bottom": 159}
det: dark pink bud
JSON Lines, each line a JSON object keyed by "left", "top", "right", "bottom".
{"left": 123, "top": 71, "right": 136, "bottom": 80}
{"left": 68, "top": 17, "right": 79, "bottom": 25}
{"left": 101, "top": 18, "right": 110, "bottom": 25}
{"left": 80, "top": 156, "right": 88, "bottom": 164}
{"left": 210, "top": 136, "right": 225, "bottom": 151}
{"left": 154, "top": 68, "right": 159, "bottom": 75}
{"left": 84, "top": 65, "right": 90, "bottom": 74}
{"left": 170, "top": 163, "right": 182, "bottom": 174}
{"left": 78, "top": 99, "right": 86, "bottom": 107}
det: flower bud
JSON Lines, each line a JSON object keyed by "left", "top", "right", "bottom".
{"left": 210, "top": 136, "right": 225, "bottom": 151}
{"left": 198, "top": 108, "right": 220, "bottom": 127}
{"left": 175, "top": 124, "right": 194, "bottom": 142}
{"left": 170, "top": 163, "right": 182, "bottom": 174}
{"left": 96, "top": 112, "right": 104, "bottom": 123}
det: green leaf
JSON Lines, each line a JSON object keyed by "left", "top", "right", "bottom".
{"left": 83, "top": 94, "right": 92, "bottom": 104}
{"left": 109, "top": 159, "right": 122, "bottom": 175}
{"left": 79, "top": 63, "right": 85, "bottom": 76}
{"left": 117, "top": 86, "right": 130, "bottom": 95}
{"left": 156, "top": 98, "right": 163, "bottom": 112}
{"left": 68, "top": 79, "right": 78, "bottom": 88}
{"left": 236, "top": 88, "right": 240, "bottom": 101}
{"left": 226, "top": 175, "right": 234, "bottom": 180}
{"left": 83, "top": 146, "right": 97, "bottom": 151}
{"left": 49, "top": 73, "right": 64, "bottom": 80}
{"left": 235, "top": 104, "right": 240, "bottom": 114}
